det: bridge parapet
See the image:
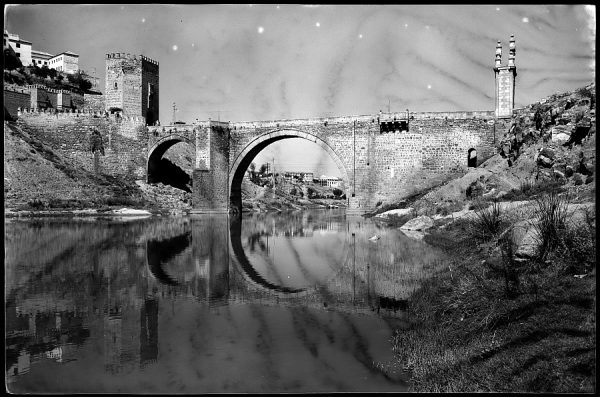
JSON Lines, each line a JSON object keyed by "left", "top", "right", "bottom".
{"left": 229, "top": 110, "right": 498, "bottom": 130}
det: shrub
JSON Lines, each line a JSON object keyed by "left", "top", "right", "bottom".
{"left": 27, "top": 199, "right": 46, "bottom": 209}
{"left": 497, "top": 227, "right": 521, "bottom": 298}
{"left": 67, "top": 71, "right": 92, "bottom": 92}
{"left": 4, "top": 49, "right": 22, "bottom": 70}
{"left": 555, "top": 205, "right": 596, "bottom": 273}
{"left": 502, "top": 179, "right": 565, "bottom": 201}
{"left": 532, "top": 190, "right": 570, "bottom": 262}
{"left": 469, "top": 200, "right": 504, "bottom": 242}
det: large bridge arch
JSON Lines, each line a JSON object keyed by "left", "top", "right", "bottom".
{"left": 228, "top": 129, "right": 351, "bottom": 214}
{"left": 147, "top": 135, "right": 194, "bottom": 185}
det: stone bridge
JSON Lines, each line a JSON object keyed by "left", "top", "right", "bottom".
{"left": 148, "top": 110, "right": 509, "bottom": 214}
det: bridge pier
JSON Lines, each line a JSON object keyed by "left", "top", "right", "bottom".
{"left": 191, "top": 169, "right": 230, "bottom": 214}
{"left": 191, "top": 121, "right": 231, "bottom": 214}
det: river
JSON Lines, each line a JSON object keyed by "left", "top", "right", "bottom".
{"left": 5, "top": 210, "right": 448, "bottom": 393}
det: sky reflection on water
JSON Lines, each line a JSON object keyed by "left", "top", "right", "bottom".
{"left": 5, "top": 210, "right": 448, "bottom": 393}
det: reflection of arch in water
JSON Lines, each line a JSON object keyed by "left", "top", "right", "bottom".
{"left": 229, "top": 218, "right": 352, "bottom": 296}
{"left": 146, "top": 232, "right": 192, "bottom": 286}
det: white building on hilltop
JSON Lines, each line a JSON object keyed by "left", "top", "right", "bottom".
{"left": 31, "top": 49, "right": 53, "bottom": 67}
{"left": 4, "top": 30, "right": 79, "bottom": 73}
{"left": 49, "top": 51, "right": 79, "bottom": 74}
{"left": 317, "top": 175, "right": 343, "bottom": 188}
{"left": 4, "top": 31, "right": 32, "bottom": 66}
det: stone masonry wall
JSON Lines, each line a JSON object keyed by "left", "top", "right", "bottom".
{"left": 192, "top": 122, "right": 230, "bottom": 212}
{"left": 122, "top": 63, "right": 142, "bottom": 117}
{"left": 4, "top": 88, "right": 30, "bottom": 119}
{"left": 83, "top": 93, "right": 105, "bottom": 112}
{"left": 105, "top": 54, "right": 159, "bottom": 124}
{"left": 5, "top": 87, "right": 92, "bottom": 119}
{"left": 228, "top": 112, "right": 502, "bottom": 211}
{"left": 15, "top": 109, "right": 148, "bottom": 180}
{"left": 141, "top": 58, "right": 159, "bottom": 125}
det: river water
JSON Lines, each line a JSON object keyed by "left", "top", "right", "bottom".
{"left": 5, "top": 210, "right": 448, "bottom": 393}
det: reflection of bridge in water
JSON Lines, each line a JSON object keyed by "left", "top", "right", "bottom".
{"left": 145, "top": 215, "right": 406, "bottom": 316}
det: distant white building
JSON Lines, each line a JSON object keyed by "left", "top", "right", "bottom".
{"left": 49, "top": 51, "right": 79, "bottom": 74}
{"left": 4, "top": 30, "right": 79, "bottom": 73}
{"left": 4, "top": 31, "right": 32, "bottom": 66}
{"left": 31, "top": 49, "right": 53, "bottom": 67}
{"left": 317, "top": 175, "right": 342, "bottom": 188}
{"left": 284, "top": 171, "right": 314, "bottom": 183}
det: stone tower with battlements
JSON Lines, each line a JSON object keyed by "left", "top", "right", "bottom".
{"left": 105, "top": 53, "right": 159, "bottom": 126}
{"left": 494, "top": 35, "right": 517, "bottom": 118}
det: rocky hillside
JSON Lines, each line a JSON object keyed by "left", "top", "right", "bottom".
{"left": 372, "top": 82, "right": 595, "bottom": 214}
{"left": 4, "top": 121, "right": 146, "bottom": 210}
{"left": 4, "top": 122, "right": 189, "bottom": 212}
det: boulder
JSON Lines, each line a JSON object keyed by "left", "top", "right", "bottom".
{"left": 400, "top": 215, "right": 434, "bottom": 231}
{"left": 399, "top": 229, "right": 425, "bottom": 240}
{"left": 375, "top": 207, "right": 414, "bottom": 218}
{"left": 539, "top": 147, "right": 556, "bottom": 159}
{"left": 495, "top": 190, "right": 508, "bottom": 199}
{"left": 553, "top": 170, "right": 566, "bottom": 181}
{"left": 537, "top": 154, "right": 554, "bottom": 168}
{"left": 551, "top": 125, "right": 572, "bottom": 143}
{"left": 511, "top": 220, "right": 539, "bottom": 260}
{"left": 573, "top": 173, "right": 585, "bottom": 185}
{"left": 565, "top": 165, "right": 575, "bottom": 178}
{"left": 578, "top": 160, "right": 595, "bottom": 176}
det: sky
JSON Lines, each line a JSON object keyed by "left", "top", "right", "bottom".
{"left": 5, "top": 4, "right": 595, "bottom": 177}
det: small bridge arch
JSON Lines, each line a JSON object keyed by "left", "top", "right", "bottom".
{"left": 147, "top": 134, "right": 194, "bottom": 185}
{"left": 228, "top": 128, "right": 351, "bottom": 213}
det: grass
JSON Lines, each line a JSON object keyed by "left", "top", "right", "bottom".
{"left": 393, "top": 190, "right": 596, "bottom": 392}
{"left": 532, "top": 190, "right": 571, "bottom": 262}
{"left": 502, "top": 179, "right": 566, "bottom": 201}
{"left": 468, "top": 200, "right": 505, "bottom": 241}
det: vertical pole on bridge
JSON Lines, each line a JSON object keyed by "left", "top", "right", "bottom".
{"left": 352, "top": 232, "right": 356, "bottom": 306}
{"left": 352, "top": 120, "right": 356, "bottom": 198}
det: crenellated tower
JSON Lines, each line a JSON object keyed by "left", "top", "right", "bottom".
{"left": 494, "top": 35, "right": 517, "bottom": 118}
{"left": 105, "top": 53, "right": 159, "bottom": 126}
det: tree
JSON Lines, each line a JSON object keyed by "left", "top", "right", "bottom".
{"left": 4, "top": 49, "right": 22, "bottom": 70}
{"left": 67, "top": 71, "right": 92, "bottom": 92}
{"left": 248, "top": 162, "right": 257, "bottom": 182}
{"left": 332, "top": 188, "right": 343, "bottom": 197}
{"left": 258, "top": 163, "right": 268, "bottom": 176}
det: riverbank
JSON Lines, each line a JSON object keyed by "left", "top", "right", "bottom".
{"left": 389, "top": 195, "right": 595, "bottom": 392}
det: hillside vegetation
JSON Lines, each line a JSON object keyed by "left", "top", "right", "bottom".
{"left": 378, "top": 83, "right": 595, "bottom": 393}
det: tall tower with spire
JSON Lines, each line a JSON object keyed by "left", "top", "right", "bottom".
{"left": 494, "top": 35, "right": 517, "bottom": 118}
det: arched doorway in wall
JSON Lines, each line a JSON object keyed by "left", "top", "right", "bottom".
{"left": 147, "top": 137, "right": 195, "bottom": 192}
{"left": 228, "top": 129, "right": 350, "bottom": 215}
{"left": 468, "top": 148, "right": 478, "bottom": 168}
